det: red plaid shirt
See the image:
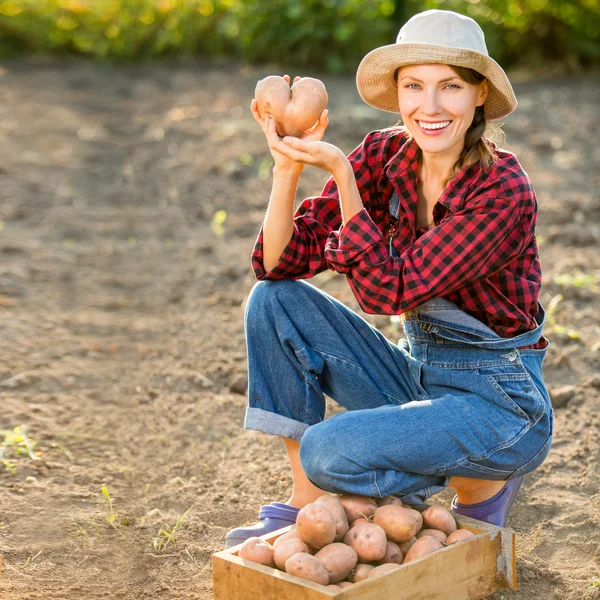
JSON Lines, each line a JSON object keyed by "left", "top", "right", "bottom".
{"left": 252, "top": 127, "right": 548, "bottom": 350}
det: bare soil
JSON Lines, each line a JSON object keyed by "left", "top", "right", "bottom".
{"left": 0, "top": 57, "right": 598, "bottom": 599}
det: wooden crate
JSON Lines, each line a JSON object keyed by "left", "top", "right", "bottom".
{"left": 212, "top": 515, "right": 517, "bottom": 600}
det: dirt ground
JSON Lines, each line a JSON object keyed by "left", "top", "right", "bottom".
{"left": 0, "top": 56, "right": 598, "bottom": 599}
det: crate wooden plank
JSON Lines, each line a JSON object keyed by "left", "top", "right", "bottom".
{"left": 212, "top": 516, "right": 517, "bottom": 600}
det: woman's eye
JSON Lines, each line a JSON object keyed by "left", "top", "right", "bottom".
{"left": 445, "top": 84, "right": 461, "bottom": 89}
{"left": 405, "top": 83, "right": 420, "bottom": 89}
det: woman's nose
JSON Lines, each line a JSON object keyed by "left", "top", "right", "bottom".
{"left": 421, "top": 91, "right": 443, "bottom": 115}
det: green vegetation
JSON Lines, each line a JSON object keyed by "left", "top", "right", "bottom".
{"left": 151, "top": 507, "right": 192, "bottom": 551}
{"left": 0, "top": 0, "right": 598, "bottom": 71}
{"left": 0, "top": 425, "right": 39, "bottom": 473}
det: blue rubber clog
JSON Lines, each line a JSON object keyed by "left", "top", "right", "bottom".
{"left": 225, "top": 502, "right": 300, "bottom": 549}
{"left": 450, "top": 475, "right": 525, "bottom": 528}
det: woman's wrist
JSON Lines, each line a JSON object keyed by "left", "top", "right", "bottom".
{"left": 273, "top": 164, "right": 303, "bottom": 178}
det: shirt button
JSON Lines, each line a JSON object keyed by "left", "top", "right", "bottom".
{"left": 507, "top": 351, "right": 517, "bottom": 362}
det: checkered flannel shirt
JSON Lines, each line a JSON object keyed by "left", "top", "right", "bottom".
{"left": 252, "top": 127, "right": 548, "bottom": 350}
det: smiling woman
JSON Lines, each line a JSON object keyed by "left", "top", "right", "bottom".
{"left": 226, "top": 9, "right": 553, "bottom": 552}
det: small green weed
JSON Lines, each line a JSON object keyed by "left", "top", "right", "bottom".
{"left": 23, "top": 550, "right": 43, "bottom": 567}
{"left": 589, "top": 577, "right": 600, "bottom": 590}
{"left": 152, "top": 507, "right": 192, "bottom": 551}
{"left": 0, "top": 425, "right": 39, "bottom": 473}
{"left": 101, "top": 485, "right": 128, "bottom": 528}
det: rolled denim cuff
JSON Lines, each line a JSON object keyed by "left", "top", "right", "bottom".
{"left": 244, "top": 407, "right": 311, "bottom": 442}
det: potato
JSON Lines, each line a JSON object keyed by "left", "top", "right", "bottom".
{"left": 376, "top": 495, "right": 404, "bottom": 507}
{"left": 416, "top": 528, "right": 448, "bottom": 544}
{"left": 285, "top": 552, "right": 330, "bottom": 586}
{"left": 349, "top": 517, "right": 372, "bottom": 529}
{"left": 238, "top": 537, "right": 275, "bottom": 567}
{"left": 367, "top": 563, "right": 403, "bottom": 578}
{"left": 342, "top": 522, "right": 387, "bottom": 562}
{"left": 339, "top": 581, "right": 354, "bottom": 588}
{"left": 314, "top": 495, "right": 350, "bottom": 542}
{"left": 254, "top": 75, "right": 328, "bottom": 138}
{"left": 351, "top": 563, "right": 374, "bottom": 582}
{"left": 403, "top": 536, "right": 444, "bottom": 563}
{"left": 373, "top": 505, "right": 423, "bottom": 543}
{"left": 272, "top": 528, "right": 301, "bottom": 549}
{"left": 274, "top": 538, "right": 310, "bottom": 570}
{"left": 340, "top": 494, "right": 378, "bottom": 523}
{"left": 296, "top": 503, "right": 337, "bottom": 549}
{"left": 399, "top": 536, "right": 417, "bottom": 555}
{"left": 421, "top": 505, "right": 457, "bottom": 535}
{"left": 326, "top": 584, "right": 342, "bottom": 591}
{"left": 315, "top": 543, "right": 358, "bottom": 583}
{"left": 379, "top": 540, "right": 404, "bottom": 565}
{"left": 445, "top": 529, "right": 476, "bottom": 545}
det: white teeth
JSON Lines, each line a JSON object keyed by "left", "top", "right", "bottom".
{"left": 419, "top": 121, "right": 451, "bottom": 130}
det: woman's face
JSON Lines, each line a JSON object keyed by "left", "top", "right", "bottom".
{"left": 396, "top": 63, "right": 488, "bottom": 157}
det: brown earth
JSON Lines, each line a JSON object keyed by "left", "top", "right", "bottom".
{"left": 0, "top": 57, "right": 598, "bottom": 599}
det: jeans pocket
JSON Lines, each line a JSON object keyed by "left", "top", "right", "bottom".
{"left": 484, "top": 373, "right": 545, "bottom": 427}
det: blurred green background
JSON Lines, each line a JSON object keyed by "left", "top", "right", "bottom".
{"left": 0, "top": 0, "right": 598, "bottom": 72}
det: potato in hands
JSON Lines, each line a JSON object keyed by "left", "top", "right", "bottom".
{"left": 254, "top": 75, "right": 328, "bottom": 137}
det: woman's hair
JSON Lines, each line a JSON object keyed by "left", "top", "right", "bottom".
{"left": 393, "top": 65, "right": 506, "bottom": 189}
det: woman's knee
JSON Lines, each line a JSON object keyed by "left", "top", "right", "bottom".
{"left": 245, "top": 280, "right": 300, "bottom": 323}
{"left": 299, "top": 421, "right": 352, "bottom": 489}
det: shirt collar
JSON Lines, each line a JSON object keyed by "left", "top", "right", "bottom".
{"left": 384, "top": 131, "right": 488, "bottom": 213}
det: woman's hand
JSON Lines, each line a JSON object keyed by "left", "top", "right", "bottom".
{"left": 251, "top": 74, "right": 329, "bottom": 174}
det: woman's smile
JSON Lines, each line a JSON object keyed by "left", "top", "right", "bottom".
{"left": 416, "top": 120, "right": 453, "bottom": 135}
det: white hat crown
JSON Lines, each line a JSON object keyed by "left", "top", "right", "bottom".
{"left": 396, "top": 10, "right": 489, "bottom": 57}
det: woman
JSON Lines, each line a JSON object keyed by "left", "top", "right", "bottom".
{"left": 225, "top": 9, "right": 553, "bottom": 549}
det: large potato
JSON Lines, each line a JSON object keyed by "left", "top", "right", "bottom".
{"left": 296, "top": 503, "right": 337, "bottom": 549}
{"left": 238, "top": 537, "right": 275, "bottom": 567}
{"left": 340, "top": 494, "right": 378, "bottom": 523}
{"left": 445, "top": 529, "right": 476, "bottom": 545}
{"left": 342, "top": 522, "right": 387, "bottom": 562}
{"left": 339, "top": 581, "right": 354, "bottom": 588}
{"left": 416, "top": 529, "right": 448, "bottom": 544}
{"left": 285, "top": 552, "right": 330, "bottom": 586}
{"left": 367, "top": 563, "right": 402, "bottom": 578}
{"left": 373, "top": 505, "right": 423, "bottom": 543}
{"left": 274, "top": 538, "right": 310, "bottom": 570}
{"left": 314, "top": 495, "right": 349, "bottom": 542}
{"left": 403, "top": 536, "right": 444, "bottom": 563}
{"left": 315, "top": 543, "right": 358, "bottom": 583}
{"left": 422, "top": 505, "right": 457, "bottom": 535}
{"left": 379, "top": 540, "right": 404, "bottom": 565}
{"left": 254, "top": 76, "right": 328, "bottom": 137}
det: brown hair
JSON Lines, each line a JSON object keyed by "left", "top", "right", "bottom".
{"left": 393, "top": 65, "right": 506, "bottom": 189}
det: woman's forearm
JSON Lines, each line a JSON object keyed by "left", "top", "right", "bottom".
{"left": 334, "top": 162, "right": 364, "bottom": 226}
{"left": 262, "top": 166, "right": 303, "bottom": 273}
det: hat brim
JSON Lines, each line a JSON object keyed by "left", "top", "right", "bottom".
{"left": 356, "top": 43, "right": 517, "bottom": 121}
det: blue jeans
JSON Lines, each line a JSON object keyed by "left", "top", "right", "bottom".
{"left": 243, "top": 280, "right": 554, "bottom": 506}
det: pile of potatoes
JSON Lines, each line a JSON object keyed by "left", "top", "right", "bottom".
{"left": 237, "top": 494, "right": 476, "bottom": 590}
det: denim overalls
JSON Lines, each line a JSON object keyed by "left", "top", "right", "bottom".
{"left": 243, "top": 277, "right": 553, "bottom": 506}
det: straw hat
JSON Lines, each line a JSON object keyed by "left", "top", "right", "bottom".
{"left": 356, "top": 10, "right": 517, "bottom": 121}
